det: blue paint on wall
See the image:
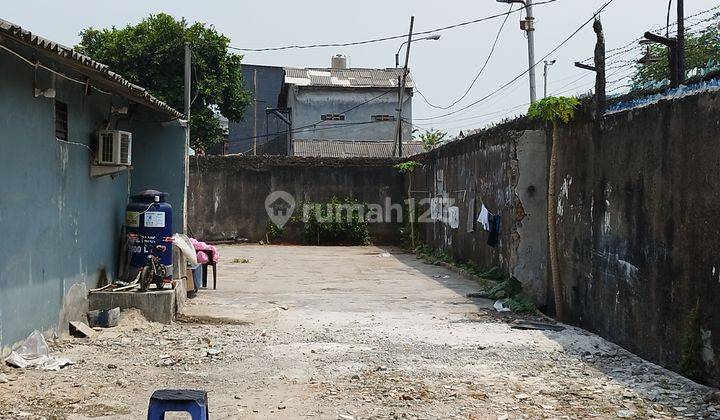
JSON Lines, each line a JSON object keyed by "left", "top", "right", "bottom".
{"left": 0, "top": 43, "right": 185, "bottom": 350}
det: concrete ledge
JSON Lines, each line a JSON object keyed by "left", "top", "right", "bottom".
{"left": 89, "top": 289, "right": 179, "bottom": 324}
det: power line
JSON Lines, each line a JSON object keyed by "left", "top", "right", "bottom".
{"left": 228, "top": 0, "right": 559, "bottom": 52}
{"left": 415, "top": 4, "right": 515, "bottom": 110}
{"left": 578, "top": 3, "right": 720, "bottom": 64}
{"left": 416, "top": 0, "right": 616, "bottom": 122}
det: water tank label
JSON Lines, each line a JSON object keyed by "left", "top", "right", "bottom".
{"left": 126, "top": 211, "right": 140, "bottom": 228}
{"left": 144, "top": 212, "right": 166, "bottom": 228}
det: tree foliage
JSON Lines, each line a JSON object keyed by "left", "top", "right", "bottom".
{"left": 527, "top": 96, "right": 580, "bottom": 124}
{"left": 418, "top": 129, "right": 447, "bottom": 152}
{"left": 77, "top": 14, "right": 251, "bottom": 150}
{"left": 394, "top": 161, "right": 422, "bottom": 174}
{"left": 632, "top": 25, "right": 720, "bottom": 89}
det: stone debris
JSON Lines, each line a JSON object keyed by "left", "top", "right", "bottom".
{"left": 0, "top": 258, "right": 718, "bottom": 419}
{"left": 68, "top": 321, "right": 95, "bottom": 338}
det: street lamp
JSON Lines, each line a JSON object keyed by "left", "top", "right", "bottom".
{"left": 395, "top": 34, "right": 441, "bottom": 68}
{"left": 497, "top": 0, "right": 537, "bottom": 103}
{"left": 543, "top": 59, "right": 556, "bottom": 98}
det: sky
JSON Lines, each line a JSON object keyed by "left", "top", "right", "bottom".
{"left": 3, "top": 0, "right": 715, "bottom": 135}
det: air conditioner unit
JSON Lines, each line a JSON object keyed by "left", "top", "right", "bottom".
{"left": 96, "top": 130, "right": 132, "bottom": 166}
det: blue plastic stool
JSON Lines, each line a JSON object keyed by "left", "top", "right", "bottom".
{"left": 147, "top": 389, "right": 209, "bottom": 420}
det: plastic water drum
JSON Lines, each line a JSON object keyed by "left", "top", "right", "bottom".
{"left": 126, "top": 190, "right": 173, "bottom": 278}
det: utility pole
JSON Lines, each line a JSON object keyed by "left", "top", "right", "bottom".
{"left": 644, "top": 0, "right": 685, "bottom": 88}
{"left": 677, "top": 0, "right": 685, "bottom": 84}
{"left": 594, "top": 18, "right": 606, "bottom": 114}
{"left": 498, "top": 0, "right": 537, "bottom": 103}
{"left": 183, "top": 42, "right": 191, "bottom": 234}
{"left": 543, "top": 60, "right": 555, "bottom": 98}
{"left": 253, "top": 69, "right": 258, "bottom": 156}
{"left": 396, "top": 16, "right": 414, "bottom": 158}
{"left": 525, "top": 0, "right": 537, "bottom": 103}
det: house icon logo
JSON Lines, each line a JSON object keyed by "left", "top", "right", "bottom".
{"left": 265, "top": 191, "right": 296, "bottom": 228}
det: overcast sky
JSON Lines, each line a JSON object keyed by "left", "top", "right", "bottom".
{"left": 3, "top": 1, "right": 715, "bottom": 135}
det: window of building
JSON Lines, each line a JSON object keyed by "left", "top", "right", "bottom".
{"left": 55, "top": 101, "right": 68, "bottom": 140}
{"left": 371, "top": 115, "right": 396, "bottom": 122}
{"left": 321, "top": 113, "right": 345, "bottom": 121}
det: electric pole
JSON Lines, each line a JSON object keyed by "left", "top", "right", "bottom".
{"left": 644, "top": 0, "right": 685, "bottom": 89}
{"left": 253, "top": 69, "right": 258, "bottom": 156}
{"left": 183, "top": 42, "right": 191, "bottom": 234}
{"left": 543, "top": 60, "right": 556, "bottom": 98}
{"left": 497, "top": 0, "right": 537, "bottom": 103}
{"left": 525, "top": 0, "right": 537, "bottom": 103}
{"left": 396, "top": 16, "right": 414, "bottom": 158}
{"left": 677, "top": 0, "right": 685, "bottom": 84}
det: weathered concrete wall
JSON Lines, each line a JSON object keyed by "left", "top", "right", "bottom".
{"left": 0, "top": 43, "right": 185, "bottom": 352}
{"left": 407, "top": 130, "right": 548, "bottom": 305}
{"left": 554, "top": 89, "right": 720, "bottom": 385}
{"left": 188, "top": 155, "right": 404, "bottom": 244}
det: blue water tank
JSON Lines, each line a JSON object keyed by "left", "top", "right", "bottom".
{"left": 126, "top": 190, "right": 173, "bottom": 278}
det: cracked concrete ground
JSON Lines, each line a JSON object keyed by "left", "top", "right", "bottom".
{"left": 0, "top": 245, "right": 717, "bottom": 419}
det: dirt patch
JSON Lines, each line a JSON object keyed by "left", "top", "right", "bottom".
{"left": 175, "top": 313, "right": 252, "bottom": 325}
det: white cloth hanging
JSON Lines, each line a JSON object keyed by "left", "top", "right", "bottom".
{"left": 477, "top": 204, "right": 491, "bottom": 231}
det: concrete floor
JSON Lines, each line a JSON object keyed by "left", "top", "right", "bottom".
{"left": 0, "top": 245, "right": 715, "bottom": 419}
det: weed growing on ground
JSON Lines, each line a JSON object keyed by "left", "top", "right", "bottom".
{"left": 413, "top": 244, "right": 537, "bottom": 313}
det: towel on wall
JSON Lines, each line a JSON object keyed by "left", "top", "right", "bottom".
{"left": 477, "top": 204, "right": 490, "bottom": 231}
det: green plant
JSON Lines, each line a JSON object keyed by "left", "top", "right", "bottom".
{"left": 418, "top": 129, "right": 447, "bottom": 152}
{"left": 394, "top": 161, "right": 422, "bottom": 174}
{"left": 395, "top": 160, "right": 422, "bottom": 248}
{"left": 632, "top": 25, "right": 720, "bottom": 88}
{"left": 399, "top": 201, "right": 420, "bottom": 250}
{"left": 266, "top": 221, "right": 284, "bottom": 239}
{"left": 486, "top": 277, "right": 523, "bottom": 300}
{"left": 77, "top": 14, "right": 251, "bottom": 150}
{"left": 297, "top": 197, "right": 371, "bottom": 245}
{"left": 413, "top": 244, "right": 537, "bottom": 312}
{"left": 679, "top": 306, "right": 704, "bottom": 382}
{"left": 506, "top": 293, "right": 537, "bottom": 313}
{"left": 528, "top": 96, "right": 580, "bottom": 320}
{"left": 231, "top": 258, "right": 250, "bottom": 264}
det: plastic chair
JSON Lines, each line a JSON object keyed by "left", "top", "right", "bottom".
{"left": 147, "top": 389, "right": 209, "bottom": 420}
{"left": 198, "top": 249, "right": 217, "bottom": 290}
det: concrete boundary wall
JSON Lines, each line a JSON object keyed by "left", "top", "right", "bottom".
{"left": 407, "top": 130, "right": 549, "bottom": 306}
{"left": 555, "top": 89, "right": 720, "bottom": 386}
{"left": 188, "top": 155, "right": 405, "bottom": 244}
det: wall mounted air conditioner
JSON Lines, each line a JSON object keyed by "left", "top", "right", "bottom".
{"left": 96, "top": 130, "right": 132, "bottom": 166}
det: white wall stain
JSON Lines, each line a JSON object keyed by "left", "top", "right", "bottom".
{"left": 701, "top": 328, "right": 716, "bottom": 367}
{"left": 602, "top": 185, "right": 612, "bottom": 235}
{"left": 617, "top": 259, "right": 640, "bottom": 283}
{"left": 557, "top": 175, "right": 572, "bottom": 217}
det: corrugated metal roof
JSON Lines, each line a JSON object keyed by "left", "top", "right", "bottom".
{"left": 293, "top": 140, "right": 423, "bottom": 158}
{"left": 0, "top": 18, "right": 183, "bottom": 118}
{"left": 284, "top": 67, "right": 413, "bottom": 89}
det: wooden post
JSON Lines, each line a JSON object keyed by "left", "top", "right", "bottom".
{"left": 593, "top": 18, "right": 606, "bottom": 115}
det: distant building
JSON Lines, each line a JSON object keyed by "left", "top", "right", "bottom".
{"left": 226, "top": 64, "right": 286, "bottom": 155}
{"left": 292, "top": 139, "right": 424, "bottom": 158}
{"left": 227, "top": 56, "right": 415, "bottom": 158}
{"left": 0, "top": 18, "right": 186, "bottom": 351}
